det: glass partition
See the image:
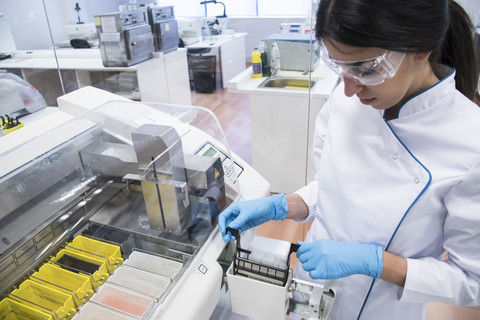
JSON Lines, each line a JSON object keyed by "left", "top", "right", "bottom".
{"left": 0, "top": 0, "right": 479, "bottom": 192}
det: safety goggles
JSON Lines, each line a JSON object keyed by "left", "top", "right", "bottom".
{"left": 319, "top": 39, "right": 406, "bottom": 86}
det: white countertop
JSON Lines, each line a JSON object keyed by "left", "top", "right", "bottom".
{"left": 0, "top": 48, "right": 187, "bottom": 71}
{"left": 186, "top": 33, "right": 247, "bottom": 49}
{"left": 227, "top": 60, "right": 339, "bottom": 98}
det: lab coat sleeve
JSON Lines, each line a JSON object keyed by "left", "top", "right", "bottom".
{"left": 399, "top": 157, "right": 480, "bottom": 305}
{"left": 294, "top": 92, "right": 333, "bottom": 222}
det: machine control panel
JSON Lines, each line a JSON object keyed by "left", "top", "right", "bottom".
{"left": 195, "top": 142, "right": 244, "bottom": 185}
{"left": 121, "top": 10, "right": 148, "bottom": 26}
{"left": 151, "top": 6, "right": 174, "bottom": 22}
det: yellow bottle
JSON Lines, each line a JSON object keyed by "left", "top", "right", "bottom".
{"left": 251, "top": 48, "right": 262, "bottom": 78}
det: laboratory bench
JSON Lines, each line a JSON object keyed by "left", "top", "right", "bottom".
{"left": 0, "top": 48, "right": 191, "bottom": 106}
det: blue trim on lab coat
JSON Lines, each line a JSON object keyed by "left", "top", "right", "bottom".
{"left": 357, "top": 121, "right": 433, "bottom": 320}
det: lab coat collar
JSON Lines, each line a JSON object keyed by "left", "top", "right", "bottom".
{"left": 396, "top": 64, "right": 456, "bottom": 119}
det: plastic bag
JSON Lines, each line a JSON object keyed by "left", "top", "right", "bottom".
{"left": 0, "top": 73, "right": 47, "bottom": 117}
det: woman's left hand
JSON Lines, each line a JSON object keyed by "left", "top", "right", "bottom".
{"left": 296, "top": 239, "right": 384, "bottom": 279}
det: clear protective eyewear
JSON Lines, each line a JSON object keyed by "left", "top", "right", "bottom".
{"left": 319, "top": 39, "right": 406, "bottom": 86}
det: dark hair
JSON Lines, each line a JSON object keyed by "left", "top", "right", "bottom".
{"left": 316, "top": 0, "right": 479, "bottom": 100}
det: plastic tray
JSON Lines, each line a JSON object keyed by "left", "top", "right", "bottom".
{"left": 9, "top": 280, "right": 76, "bottom": 320}
{"left": 50, "top": 249, "right": 109, "bottom": 289}
{"left": 31, "top": 263, "right": 94, "bottom": 307}
{"left": 0, "top": 297, "right": 53, "bottom": 320}
{"left": 107, "top": 266, "right": 171, "bottom": 300}
{"left": 90, "top": 283, "right": 155, "bottom": 318}
{"left": 123, "top": 251, "right": 182, "bottom": 280}
{"left": 72, "top": 302, "right": 138, "bottom": 320}
{"left": 66, "top": 236, "right": 123, "bottom": 272}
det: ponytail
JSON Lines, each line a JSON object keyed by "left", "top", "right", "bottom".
{"left": 432, "top": 0, "right": 479, "bottom": 100}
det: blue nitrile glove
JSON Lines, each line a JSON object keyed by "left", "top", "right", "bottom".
{"left": 296, "top": 240, "right": 383, "bottom": 279}
{"left": 218, "top": 194, "right": 288, "bottom": 242}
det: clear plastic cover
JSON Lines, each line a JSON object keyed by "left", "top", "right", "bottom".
{"left": 0, "top": 100, "right": 240, "bottom": 297}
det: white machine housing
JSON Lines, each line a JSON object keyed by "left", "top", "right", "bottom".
{"left": 0, "top": 86, "right": 269, "bottom": 320}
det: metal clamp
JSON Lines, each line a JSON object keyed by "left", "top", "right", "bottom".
{"left": 288, "top": 278, "right": 336, "bottom": 320}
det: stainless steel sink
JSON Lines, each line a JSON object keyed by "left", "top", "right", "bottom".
{"left": 258, "top": 77, "right": 317, "bottom": 89}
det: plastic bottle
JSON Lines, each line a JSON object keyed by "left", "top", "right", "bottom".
{"left": 259, "top": 41, "right": 271, "bottom": 77}
{"left": 127, "top": 0, "right": 137, "bottom": 11}
{"left": 251, "top": 47, "right": 262, "bottom": 78}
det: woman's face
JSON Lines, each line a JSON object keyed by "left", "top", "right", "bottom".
{"left": 323, "top": 38, "right": 437, "bottom": 111}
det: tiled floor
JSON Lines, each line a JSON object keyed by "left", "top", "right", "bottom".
{"left": 192, "top": 88, "right": 480, "bottom": 320}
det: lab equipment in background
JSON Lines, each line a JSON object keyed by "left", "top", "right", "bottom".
{"left": 95, "top": 10, "right": 154, "bottom": 67}
{"left": 177, "top": 17, "right": 203, "bottom": 45}
{"left": 65, "top": 23, "right": 99, "bottom": 48}
{"left": 200, "top": 0, "right": 227, "bottom": 18}
{"left": 251, "top": 48, "right": 262, "bottom": 78}
{"left": 0, "top": 73, "right": 46, "bottom": 118}
{"left": 148, "top": 6, "right": 179, "bottom": 53}
{"left": 265, "top": 33, "right": 320, "bottom": 73}
{"left": 203, "top": 17, "right": 229, "bottom": 38}
{"left": 128, "top": 0, "right": 138, "bottom": 11}
{"left": 280, "top": 22, "right": 305, "bottom": 34}
{"left": 74, "top": 3, "right": 83, "bottom": 24}
{"left": 225, "top": 228, "right": 336, "bottom": 320}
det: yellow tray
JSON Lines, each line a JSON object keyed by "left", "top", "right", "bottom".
{"left": 9, "top": 280, "right": 76, "bottom": 320}
{"left": 50, "top": 249, "right": 109, "bottom": 289}
{"left": 31, "top": 264, "right": 94, "bottom": 307}
{"left": 0, "top": 297, "right": 53, "bottom": 320}
{"left": 66, "top": 236, "right": 123, "bottom": 272}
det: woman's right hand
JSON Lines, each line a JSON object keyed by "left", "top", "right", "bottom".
{"left": 218, "top": 194, "right": 289, "bottom": 242}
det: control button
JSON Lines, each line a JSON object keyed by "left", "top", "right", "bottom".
{"left": 198, "top": 264, "right": 208, "bottom": 274}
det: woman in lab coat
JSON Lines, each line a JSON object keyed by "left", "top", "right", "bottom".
{"left": 219, "top": 0, "right": 480, "bottom": 319}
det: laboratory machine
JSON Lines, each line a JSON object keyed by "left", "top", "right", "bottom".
{"left": 177, "top": 17, "right": 203, "bottom": 45}
{"left": 0, "top": 87, "right": 334, "bottom": 320}
{"left": 95, "top": 10, "right": 154, "bottom": 67}
{"left": 64, "top": 23, "right": 99, "bottom": 48}
{"left": 264, "top": 33, "right": 320, "bottom": 73}
{"left": 148, "top": 6, "right": 179, "bottom": 53}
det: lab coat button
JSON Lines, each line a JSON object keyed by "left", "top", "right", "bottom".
{"left": 378, "top": 131, "right": 382, "bottom": 136}
{"left": 414, "top": 178, "right": 420, "bottom": 184}
{"left": 392, "top": 154, "right": 398, "bottom": 160}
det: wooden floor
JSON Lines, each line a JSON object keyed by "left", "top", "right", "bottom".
{"left": 191, "top": 87, "right": 480, "bottom": 320}
{"left": 190, "top": 86, "right": 253, "bottom": 165}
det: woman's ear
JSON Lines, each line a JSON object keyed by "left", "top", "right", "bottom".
{"left": 413, "top": 51, "right": 432, "bottom": 63}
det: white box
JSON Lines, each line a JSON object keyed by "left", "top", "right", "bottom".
{"left": 226, "top": 263, "right": 291, "bottom": 320}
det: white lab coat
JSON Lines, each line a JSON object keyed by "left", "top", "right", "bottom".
{"left": 294, "top": 68, "right": 480, "bottom": 320}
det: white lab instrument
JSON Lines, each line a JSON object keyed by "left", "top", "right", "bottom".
{"left": 280, "top": 22, "right": 306, "bottom": 34}
{"left": 0, "top": 87, "right": 334, "bottom": 320}
{"left": 177, "top": 17, "right": 204, "bottom": 45}
{"left": 64, "top": 23, "right": 99, "bottom": 47}
{"left": 225, "top": 229, "right": 335, "bottom": 320}
{"left": 264, "top": 33, "right": 320, "bottom": 73}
